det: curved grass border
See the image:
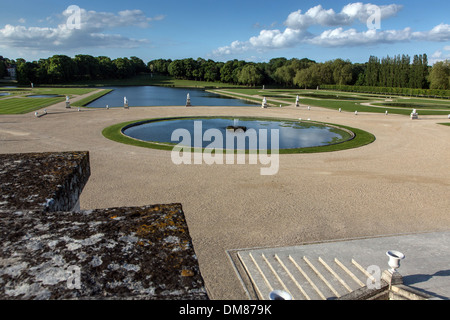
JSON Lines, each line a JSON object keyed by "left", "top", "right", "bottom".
{"left": 72, "top": 89, "right": 113, "bottom": 107}
{"left": 102, "top": 116, "right": 376, "bottom": 154}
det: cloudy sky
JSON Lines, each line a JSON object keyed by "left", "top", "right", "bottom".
{"left": 0, "top": 0, "right": 449, "bottom": 64}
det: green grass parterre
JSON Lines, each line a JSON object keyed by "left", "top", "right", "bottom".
{"left": 0, "top": 87, "right": 103, "bottom": 114}
{"left": 0, "top": 97, "right": 65, "bottom": 114}
{"left": 212, "top": 88, "right": 450, "bottom": 116}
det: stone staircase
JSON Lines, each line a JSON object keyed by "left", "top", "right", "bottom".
{"left": 237, "top": 251, "right": 377, "bottom": 300}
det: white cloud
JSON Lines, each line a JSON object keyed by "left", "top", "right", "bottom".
{"left": 309, "top": 27, "right": 413, "bottom": 47}
{"left": 283, "top": 3, "right": 402, "bottom": 29}
{"left": 341, "top": 3, "right": 402, "bottom": 24}
{"left": 412, "top": 23, "right": 450, "bottom": 42}
{"left": 0, "top": 7, "right": 162, "bottom": 53}
{"left": 248, "top": 28, "right": 304, "bottom": 49}
{"left": 0, "top": 24, "right": 148, "bottom": 50}
{"left": 61, "top": 8, "right": 163, "bottom": 31}
{"left": 430, "top": 45, "right": 450, "bottom": 65}
{"left": 213, "top": 2, "right": 448, "bottom": 56}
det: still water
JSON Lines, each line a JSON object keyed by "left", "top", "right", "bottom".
{"left": 86, "top": 86, "right": 259, "bottom": 107}
{"left": 123, "top": 118, "right": 353, "bottom": 150}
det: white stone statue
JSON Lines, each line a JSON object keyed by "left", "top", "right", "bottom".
{"left": 65, "top": 96, "right": 71, "bottom": 108}
{"left": 262, "top": 97, "right": 268, "bottom": 108}
{"left": 186, "top": 93, "right": 191, "bottom": 107}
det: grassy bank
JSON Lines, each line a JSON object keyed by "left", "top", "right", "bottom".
{"left": 71, "top": 89, "right": 113, "bottom": 107}
{"left": 0, "top": 87, "right": 98, "bottom": 114}
{"left": 0, "top": 97, "right": 65, "bottom": 114}
{"left": 217, "top": 88, "right": 450, "bottom": 116}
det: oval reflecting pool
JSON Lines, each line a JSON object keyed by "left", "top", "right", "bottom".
{"left": 122, "top": 117, "right": 355, "bottom": 150}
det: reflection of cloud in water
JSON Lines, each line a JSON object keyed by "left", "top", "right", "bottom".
{"left": 123, "top": 118, "right": 350, "bottom": 150}
{"left": 279, "top": 127, "right": 338, "bottom": 148}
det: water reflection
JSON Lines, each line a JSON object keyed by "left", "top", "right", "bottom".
{"left": 123, "top": 118, "right": 353, "bottom": 150}
{"left": 86, "top": 86, "right": 259, "bottom": 107}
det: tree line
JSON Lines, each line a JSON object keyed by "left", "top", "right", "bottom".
{"left": 1, "top": 53, "right": 449, "bottom": 91}
{"left": 0, "top": 55, "right": 148, "bottom": 84}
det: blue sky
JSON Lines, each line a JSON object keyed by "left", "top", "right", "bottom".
{"left": 0, "top": 0, "right": 449, "bottom": 64}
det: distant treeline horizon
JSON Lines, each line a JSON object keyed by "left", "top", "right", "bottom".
{"left": 0, "top": 53, "right": 448, "bottom": 91}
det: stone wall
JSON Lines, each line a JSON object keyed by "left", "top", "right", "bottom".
{"left": 0, "top": 152, "right": 90, "bottom": 213}
{"left": 0, "top": 152, "right": 208, "bottom": 300}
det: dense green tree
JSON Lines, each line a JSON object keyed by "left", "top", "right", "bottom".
{"left": 96, "top": 56, "right": 116, "bottom": 79}
{"left": 352, "top": 63, "right": 366, "bottom": 86}
{"left": 16, "top": 61, "right": 37, "bottom": 84}
{"left": 365, "top": 56, "right": 380, "bottom": 87}
{"left": 168, "top": 60, "right": 186, "bottom": 79}
{"left": 47, "top": 55, "right": 77, "bottom": 83}
{"left": 237, "top": 64, "right": 263, "bottom": 86}
{"left": 113, "top": 57, "right": 134, "bottom": 79}
{"left": 273, "top": 64, "right": 296, "bottom": 86}
{"left": 400, "top": 54, "right": 411, "bottom": 88}
{"left": 74, "top": 54, "right": 99, "bottom": 80}
{"left": 203, "top": 59, "right": 222, "bottom": 82}
{"left": 130, "top": 56, "right": 148, "bottom": 74}
{"left": 331, "top": 59, "right": 353, "bottom": 85}
{"left": 182, "top": 58, "right": 196, "bottom": 79}
{"left": 220, "top": 60, "right": 244, "bottom": 84}
{"left": 0, "top": 56, "right": 6, "bottom": 79}
{"left": 429, "top": 60, "right": 450, "bottom": 90}
{"left": 265, "top": 57, "right": 288, "bottom": 83}
{"left": 294, "top": 65, "right": 320, "bottom": 88}
{"left": 148, "top": 59, "right": 172, "bottom": 75}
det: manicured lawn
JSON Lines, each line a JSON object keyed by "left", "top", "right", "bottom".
{"left": 71, "top": 89, "right": 113, "bottom": 107}
{"left": 209, "top": 90, "right": 291, "bottom": 107}
{"left": 0, "top": 97, "right": 65, "bottom": 114}
{"left": 0, "top": 87, "right": 99, "bottom": 114}
{"left": 29, "top": 88, "right": 96, "bottom": 95}
{"left": 216, "top": 88, "right": 450, "bottom": 116}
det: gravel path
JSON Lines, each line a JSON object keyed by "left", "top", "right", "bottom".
{"left": 1, "top": 91, "right": 449, "bottom": 299}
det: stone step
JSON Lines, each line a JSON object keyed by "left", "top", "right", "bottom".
{"left": 238, "top": 252, "right": 373, "bottom": 300}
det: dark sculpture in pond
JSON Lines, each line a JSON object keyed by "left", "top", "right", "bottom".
{"left": 226, "top": 125, "right": 247, "bottom": 132}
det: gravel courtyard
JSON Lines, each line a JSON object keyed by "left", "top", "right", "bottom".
{"left": 1, "top": 92, "right": 449, "bottom": 299}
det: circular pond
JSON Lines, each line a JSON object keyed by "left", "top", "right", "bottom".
{"left": 121, "top": 117, "right": 355, "bottom": 151}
